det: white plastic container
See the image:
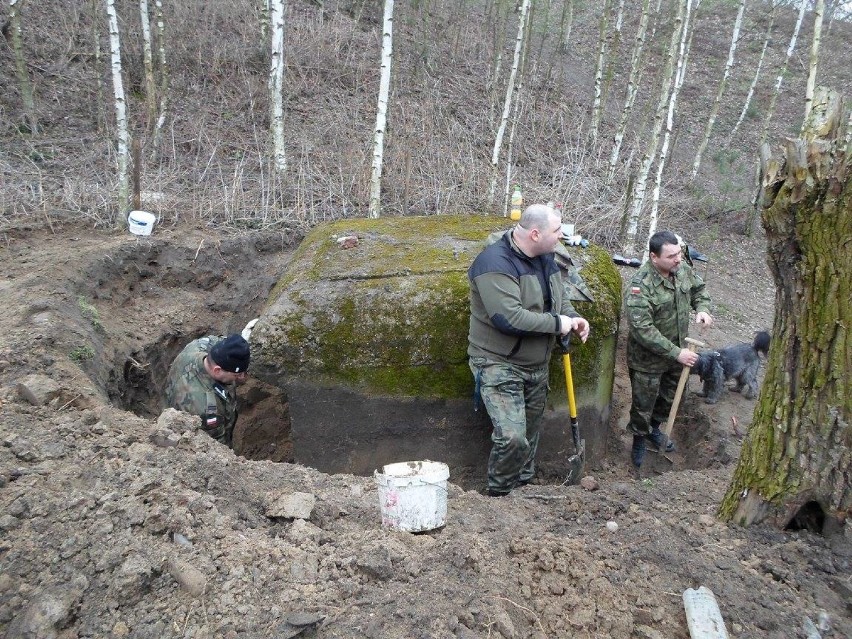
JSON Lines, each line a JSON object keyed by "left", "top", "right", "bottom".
{"left": 128, "top": 210, "right": 157, "bottom": 236}
{"left": 375, "top": 460, "right": 449, "bottom": 532}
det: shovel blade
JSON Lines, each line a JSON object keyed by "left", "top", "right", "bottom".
{"left": 564, "top": 439, "right": 586, "bottom": 484}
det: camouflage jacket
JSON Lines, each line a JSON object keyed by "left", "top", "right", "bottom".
{"left": 625, "top": 261, "right": 711, "bottom": 373}
{"left": 164, "top": 336, "right": 239, "bottom": 446}
{"left": 468, "top": 230, "right": 580, "bottom": 369}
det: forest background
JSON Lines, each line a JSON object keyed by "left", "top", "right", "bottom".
{"left": 2, "top": 0, "right": 851, "bottom": 250}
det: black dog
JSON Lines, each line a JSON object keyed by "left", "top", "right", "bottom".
{"left": 693, "top": 331, "right": 770, "bottom": 404}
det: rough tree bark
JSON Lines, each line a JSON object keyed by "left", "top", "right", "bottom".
{"left": 9, "top": 0, "right": 37, "bottom": 133}
{"left": 719, "top": 87, "right": 851, "bottom": 531}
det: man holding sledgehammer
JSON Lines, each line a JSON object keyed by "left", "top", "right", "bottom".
{"left": 625, "top": 230, "right": 713, "bottom": 468}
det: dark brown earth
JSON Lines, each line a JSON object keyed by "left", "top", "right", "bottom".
{"left": 0, "top": 218, "right": 849, "bottom": 639}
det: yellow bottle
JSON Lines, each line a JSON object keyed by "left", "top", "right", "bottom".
{"left": 510, "top": 185, "right": 523, "bottom": 221}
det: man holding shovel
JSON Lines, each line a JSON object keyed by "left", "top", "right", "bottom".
{"left": 625, "top": 230, "right": 713, "bottom": 468}
{"left": 468, "top": 204, "right": 590, "bottom": 496}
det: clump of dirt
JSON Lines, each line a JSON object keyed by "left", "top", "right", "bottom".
{"left": 0, "top": 222, "right": 849, "bottom": 639}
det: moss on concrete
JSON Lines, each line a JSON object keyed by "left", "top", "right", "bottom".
{"left": 258, "top": 216, "right": 623, "bottom": 399}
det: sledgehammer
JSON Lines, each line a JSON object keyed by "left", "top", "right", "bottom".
{"left": 662, "top": 337, "right": 706, "bottom": 438}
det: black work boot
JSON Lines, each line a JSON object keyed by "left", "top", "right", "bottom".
{"left": 648, "top": 427, "right": 675, "bottom": 453}
{"left": 631, "top": 434, "right": 646, "bottom": 467}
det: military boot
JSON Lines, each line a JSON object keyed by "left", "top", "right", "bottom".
{"left": 648, "top": 426, "right": 675, "bottom": 453}
{"left": 631, "top": 434, "right": 646, "bottom": 467}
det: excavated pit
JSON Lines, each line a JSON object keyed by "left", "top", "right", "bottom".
{"left": 65, "top": 230, "right": 723, "bottom": 488}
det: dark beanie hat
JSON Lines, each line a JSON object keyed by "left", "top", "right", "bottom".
{"left": 210, "top": 335, "right": 251, "bottom": 373}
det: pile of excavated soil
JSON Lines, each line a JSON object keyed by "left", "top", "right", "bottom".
{"left": 0, "top": 222, "right": 849, "bottom": 639}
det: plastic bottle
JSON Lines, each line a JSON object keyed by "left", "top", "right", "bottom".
{"left": 510, "top": 185, "right": 523, "bottom": 221}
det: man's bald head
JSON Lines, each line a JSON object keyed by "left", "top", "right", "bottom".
{"left": 514, "top": 204, "right": 562, "bottom": 257}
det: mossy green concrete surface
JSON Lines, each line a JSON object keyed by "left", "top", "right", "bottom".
{"left": 254, "top": 216, "right": 622, "bottom": 401}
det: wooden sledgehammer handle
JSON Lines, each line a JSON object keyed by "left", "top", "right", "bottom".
{"left": 662, "top": 337, "right": 706, "bottom": 437}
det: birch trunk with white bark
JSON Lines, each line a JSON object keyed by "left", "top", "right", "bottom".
{"left": 139, "top": 0, "right": 157, "bottom": 127}
{"left": 645, "top": 0, "right": 696, "bottom": 255}
{"left": 607, "top": 0, "right": 653, "bottom": 184}
{"left": 802, "top": 0, "right": 824, "bottom": 127}
{"left": 368, "top": 0, "right": 394, "bottom": 218}
{"left": 729, "top": 5, "right": 775, "bottom": 141}
{"left": 105, "top": 0, "right": 130, "bottom": 220}
{"left": 589, "top": 0, "right": 612, "bottom": 145}
{"left": 691, "top": 0, "right": 745, "bottom": 179}
{"left": 268, "top": 0, "right": 286, "bottom": 175}
{"left": 622, "top": 0, "right": 686, "bottom": 256}
{"left": 151, "top": 0, "right": 169, "bottom": 149}
{"left": 761, "top": 0, "right": 808, "bottom": 145}
{"left": 489, "top": 0, "right": 531, "bottom": 205}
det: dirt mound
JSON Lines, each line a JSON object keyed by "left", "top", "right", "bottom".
{"left": 0, "top": 223, "right": 849, "bottom": 638}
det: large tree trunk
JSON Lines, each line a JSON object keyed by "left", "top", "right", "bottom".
{"left": 719, "top": 88, "right": 851, "bottom": 531}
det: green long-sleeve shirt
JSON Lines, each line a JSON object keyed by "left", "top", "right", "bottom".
{"left": 625, "top": 261, "right": 711, "bottom": 373}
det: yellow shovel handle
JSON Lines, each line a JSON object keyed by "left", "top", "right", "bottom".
{"left": 563, "top": 352, "right": 577, "bottom": 419}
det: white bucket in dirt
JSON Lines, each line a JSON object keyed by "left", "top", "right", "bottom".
{"left": 127, "top": 210, "right": 157, "bottom": 236}
{"left": 375, "top": 460, "right": 449, "bottom": 532}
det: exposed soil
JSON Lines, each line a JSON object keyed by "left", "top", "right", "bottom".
{"left": 0, "top": 220, "right": 849, "bottom": 639}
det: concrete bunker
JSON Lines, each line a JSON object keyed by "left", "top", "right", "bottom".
{"left": 65, "top": 223, "right": 726, "bottom": 488}
{"left": 249, "top": 216, "right": 624, "bottom": 487}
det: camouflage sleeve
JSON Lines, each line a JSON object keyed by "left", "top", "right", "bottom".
{"left": 625, "top": 284, "right": 681, "bottom": 361}
{"left": 690, "top": 271, "right": 712, "bottom": 314}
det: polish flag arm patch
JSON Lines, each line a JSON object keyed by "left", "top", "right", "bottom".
{"left": 630, "top": 286, "right": 641, "bottom": 295}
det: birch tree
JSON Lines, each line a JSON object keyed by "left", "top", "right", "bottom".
{"left": 691, "top": 0, "right": 745, "bottom": 179}
{"left": 720, "top": 88, "right": 850, "bottom": 531}
{"left": 607, "top": 0, "right": 654, "bottom": 183}
{"left": 105, "top": 0, "right": 131, "bottom": 219}
{"left": 558, "top": 0, "right": 574, "bottom": 52}
{"left": 729, "top": 6, "right": 775, "bottom": 140}
{"left": 503, "top": 7, "right": 533, "bottom": 218}
{"left": 489, "top": 0, "right": 531, "bottom": 205}
{"left": 139, "top": 0, "right": 157, "bottom": 127}
{"left": 368, "top": 0, "right": 394, "bottom": 218}
{"left": 802, "top": 0, "right": 824, "bottom": 127}
{"left": 588, "top": 0, "right": 612, "bottom": 145}
{"left": 268, "top": 0, "right": 286, "bottom": 175}
{"left": 92, "top": 0, "right": 105, "bottom": 132}
{"left": 761, "top": 0, "right": 808, "bottom": 145}
{"left": 600, "top": 0, "right": 626, "bottom": 124}
{"left": 622, "top": 0, "right": 686, "bottom": 256}
{"left": 9, "top": 0, "right": 37, "bottom": 134}
{"left": 151, "top": 0, "right": 169, "bottom": 149}
{"left": 644, "top": 0, "right": 696, "bottom": 253}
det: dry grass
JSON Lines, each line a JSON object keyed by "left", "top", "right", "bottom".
{"left": 1, "top": 0, "right": 850, "bottom": 236}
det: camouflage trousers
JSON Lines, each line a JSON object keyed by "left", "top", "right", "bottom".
{"left": 627, "top": 367, "right": 682, "bottom": 436}
{"left": 470, "top": 357, "right": 549, "bottom": 494}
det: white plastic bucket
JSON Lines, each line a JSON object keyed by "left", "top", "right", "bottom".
{"left": 128, "top": 210, "right": 157, "bottom": 236}
{"left": 375, "top": 460, "right": 449, "bottom": 532}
